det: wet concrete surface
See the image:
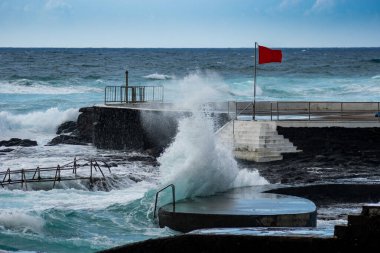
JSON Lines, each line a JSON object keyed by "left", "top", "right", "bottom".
{"left": 158, "top": 188, "right": 317, "bottom": 232}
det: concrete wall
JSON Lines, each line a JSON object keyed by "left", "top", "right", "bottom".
{"left": 277, "top": 126, "right": 380, "bottom": 159}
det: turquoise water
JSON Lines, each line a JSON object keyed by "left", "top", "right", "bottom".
{"left": 1, "top": 48, "right": 380, "bottom": 252}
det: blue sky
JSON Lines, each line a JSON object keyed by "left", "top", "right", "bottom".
{"left": 0, "top": 0, "right": 379, "bottom": 47}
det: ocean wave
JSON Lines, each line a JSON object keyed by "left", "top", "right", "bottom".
{"left": 143, "top": 73, "right": 173, "bottom": 80}
{"left": 0, "top": 211, "right": 45, "bottom": 234}
{"left": 372, "top": 75, "right": 380, "bottom": 79}
{"left": 0, "top": 79, "right": 103, "bottom": 94}
{"left": 0, "top": 107, "right": 79, "bottom": 136}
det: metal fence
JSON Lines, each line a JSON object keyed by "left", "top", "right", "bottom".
{"left": 1, "top": 158, "right": 111, "bottom": 190}
{"left": 105, "top": 85, "right": 164, "bottom": 104}
{"left": 227, "top": 101, "right": 380, "bottom": 121}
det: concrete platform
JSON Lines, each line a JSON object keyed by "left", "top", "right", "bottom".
{"left": 158, "top": 188, "right": 317, "bottom": 232}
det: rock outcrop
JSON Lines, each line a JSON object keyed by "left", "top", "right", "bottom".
{"left": 0, "top": 138, "right": 37, "bottom": 147}
{"left": 47, "top": 107, "right": 94, "bottom": 146}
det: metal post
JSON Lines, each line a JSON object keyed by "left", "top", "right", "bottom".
{"left": 270, "top": 102, "right": 273, "bottom": 121}
{"left": 90, "top": 160, "right": 93, "bottom": 184}
{"left": 120, "top": 86, "right": 123, "bottom": 103}
{"left": 227, "top": 101, "right": 230, "bottom": 118}
{"left": 125, "top": 70, "right": 129, "bottom": 103}
{"left": 21, "top": 169, "right": 24, "bottom": 189}
{"left": 235, "top": 101, "right": 237, "bottom": 120}
{"left": 254, "top": 42, "right": 257, "bottom": 120}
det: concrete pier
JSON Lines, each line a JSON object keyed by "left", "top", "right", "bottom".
{"left": 158, "top": 187, "right": 317, "bottom": 232}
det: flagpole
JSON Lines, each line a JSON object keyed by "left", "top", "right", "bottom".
{"left": 254, "top": 42, "right": 257, "bottom": 120}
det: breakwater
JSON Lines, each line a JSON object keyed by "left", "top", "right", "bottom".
{"left": 76, "top": 105, "right": 229, "bottom": 156}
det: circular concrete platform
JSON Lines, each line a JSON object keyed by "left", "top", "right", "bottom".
{"left": 158, "top": 187, "right": 317, "bottom": 232}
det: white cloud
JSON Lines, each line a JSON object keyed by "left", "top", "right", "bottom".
{"left": 44, "top": 0, "right": 71, "bottom": 11}
{"left": 310, "top": 0, "right": 335, "bottom": 12}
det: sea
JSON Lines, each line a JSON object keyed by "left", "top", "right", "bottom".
{"left": 0, "top": 48, "right": 380, "bottom": 252}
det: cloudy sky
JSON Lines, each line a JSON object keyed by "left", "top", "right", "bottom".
{"left": 0, "top": 0, "right": 379, "bottom": 47}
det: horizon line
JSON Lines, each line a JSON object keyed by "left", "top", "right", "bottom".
{"left": 1, "top": 46, "right": 380, "bottom": 49}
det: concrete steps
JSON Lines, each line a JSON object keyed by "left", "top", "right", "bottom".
{"left": 216, "top": 120, "right": 301, "bottom": 162}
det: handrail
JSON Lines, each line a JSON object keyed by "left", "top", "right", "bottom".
{"left": 229, "top": 101, "right": 380, "bottom": 122}
{"left": 230, "top": 101, "right": 254, "bottom": 134}
{"left": 153, "top": 184, "right": 175, "bottom": 219}
{"left": 105, "top": 85, "right": 164, "bottom": 104}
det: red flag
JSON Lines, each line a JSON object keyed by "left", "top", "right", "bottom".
{"left": 258, "top": 45, "right": 282, "bottom": 64}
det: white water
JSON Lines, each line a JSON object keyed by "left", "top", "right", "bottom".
{"left": 143, "top": 73, "right": 173, "bottom": 80}
{"left": 0, "top": 107, "right": 79, "bottom": 140}
{"left": 157, "top": 72, "right": 268, "bottom": 200}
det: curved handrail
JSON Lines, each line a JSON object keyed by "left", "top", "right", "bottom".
{"left": 153, "top": 184, "right": 175, "bottom": 219}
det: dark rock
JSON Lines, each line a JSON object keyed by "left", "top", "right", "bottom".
{"left": 0, "top": 138, "right": 37, "bottom": 147}
{"left": 0, "top": 148, "right": 14, "bottom": 152}
{"left": 128, "top": 175, "right": 142, "bottom": 183}
{"left": 46, "top": 135, "right": 88, "bottom": 146}
{"left": 56, "top": 121, "right": 77, "bottom": 134}
{"left": 77, "top": 107, "right": 94, "bottom": 142}
{"left": 127, "top": 156, "right": 156, "bottom": 163}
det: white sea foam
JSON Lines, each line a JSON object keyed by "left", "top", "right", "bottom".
{"left": 0, "top": 210, "right": 45, "bottom": 233}
{"left": 0, "top": 180, "right": 154, "bottom": 211}
{"left": 372, "top": 75, "right": 380, "bottom": 79}
{"left": 0, "top": 80, "right": 103, "bottom": 94}
{"left": 143, "top": 73, "right": 173, "bottom": 80}
{"left": 157, "top": 72, "right": 268, "bottom": 200}
{"left": 0, "top": 108, "right": 79, "bottom": 138}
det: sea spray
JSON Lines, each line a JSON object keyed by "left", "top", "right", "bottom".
{"left": 165, "top": 71, "right": 234, "bottom": 107}
{"left": 157, "top": 72, "right": 268, "bottom": 200}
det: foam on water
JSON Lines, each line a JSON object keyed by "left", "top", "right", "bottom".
{"left": 0, "top": 211, "right": 45, "bottom": 234}
{"left": 143, "top": 73, "right": 173, "bottom": 80}
{"left": 0, "top": 80, "right": 103, "bottom": 94}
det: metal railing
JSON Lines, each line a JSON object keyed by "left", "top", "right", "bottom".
{"left": 227, "top": 101, "right": 380, "bottom": 122}
{"left": 105, "top": 85, "right": 164, "bottom": 104}
{"left": 0, "top": 158, "right": 111, "bottom": 190}
{"left": 153, "top": 184, "right": 175, "bottom": 219}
